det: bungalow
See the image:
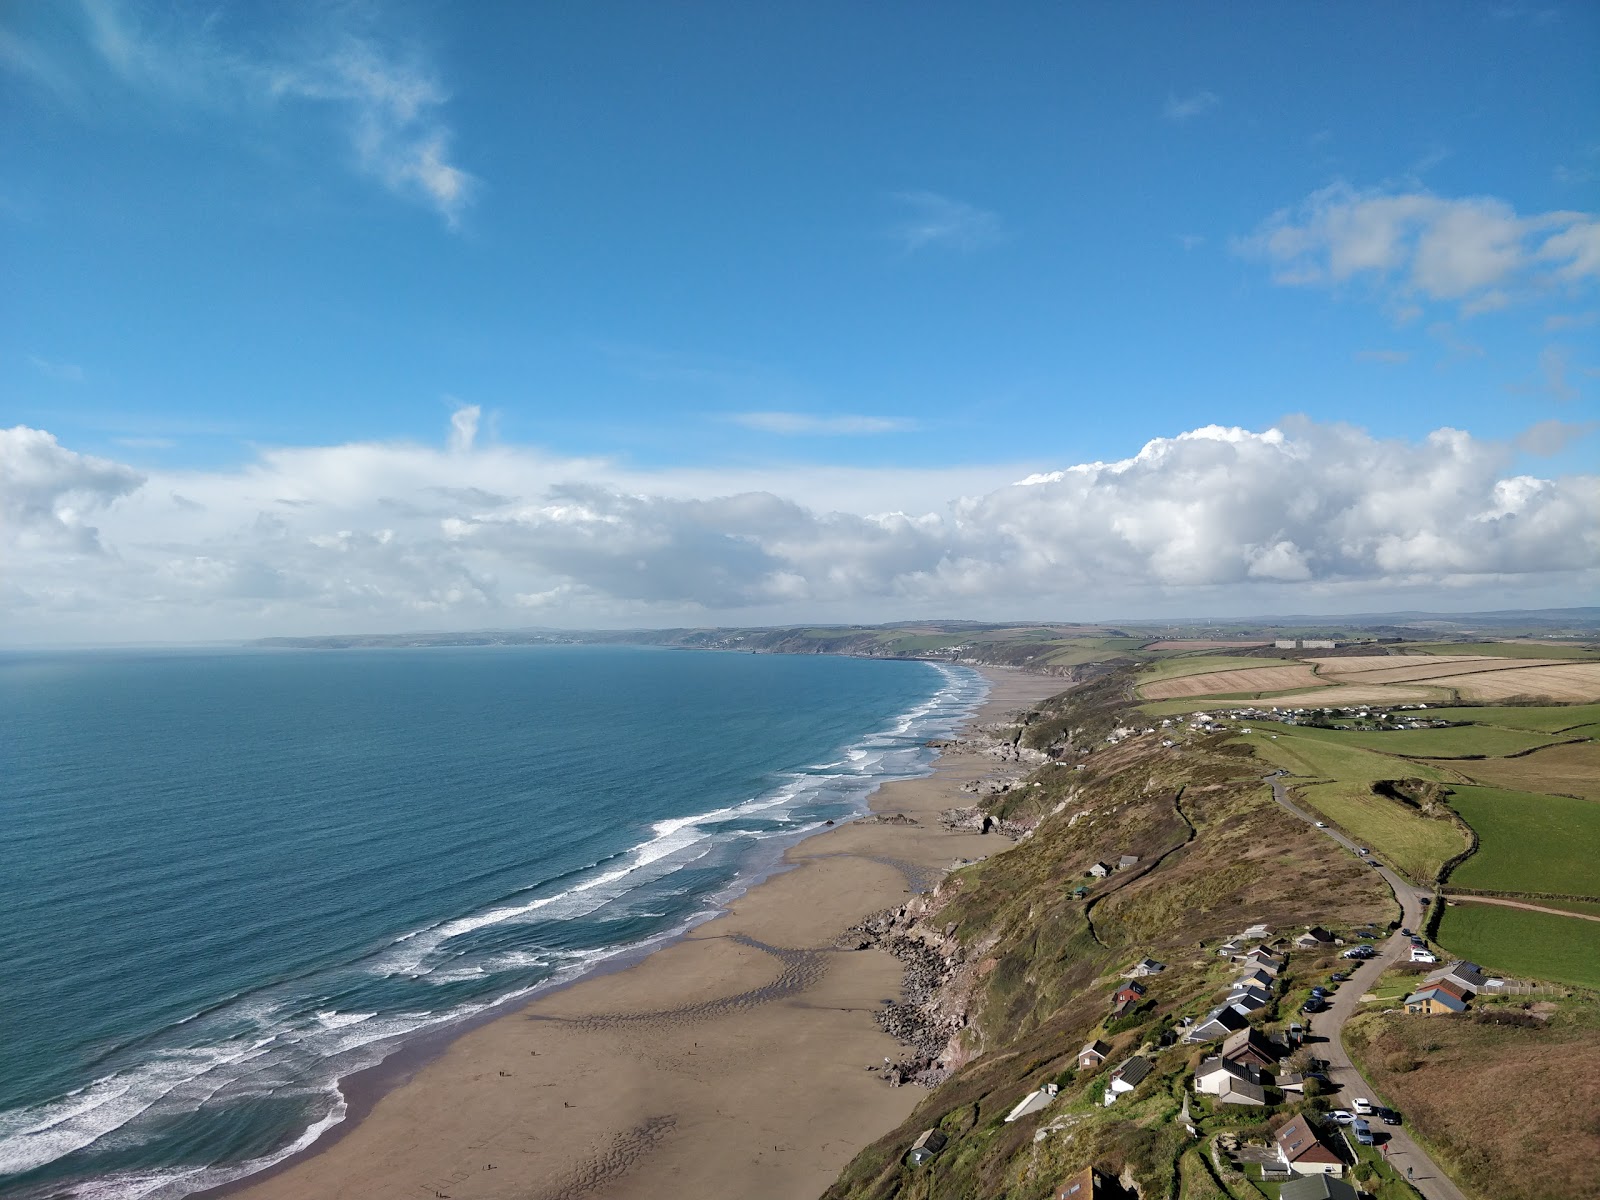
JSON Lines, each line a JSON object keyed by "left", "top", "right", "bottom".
{"left": 1088, "top": 862, "right": 1113, "bottom": 878}
{"left": 1056, "top": 1166, "right": 1110, "bottom": 1199}
{"left": 1118, "top": 854, "right": 1141, "bottom": 869}
{"left": 1243, "top": 923, "right": 1272, "bottom": 939}
{"left": 1195, "top": 1056, "right": 1259, "bottom": 1096}
{"left": 1405, "top": 982, "right": 1470, "bottom": 1015}
{"left": 1279, "top": 1175, "right": 1360, "bottom": 1200}
{"left": 1107, "top": 1055, "right": 1153, "bottom": 1099}
{"left": 1215, "top": 938, "right": 1246, "bottom": 959}
{"left": 1276, "top": 1071, "right": 1306, "bottom": 1093}
{"left": 1184, "top": 1005, "right": 1249, "bottom": 1044}
{"left": 1230, "top": 987, "right": 1273, "bottom": 1015}
{"left": 1077, "top": 1039, "right": 1112, "bottom": 1071}
{"left": 1131, "top": 957, "right": 1166, "bottom": 977}
{"left": 1005, "top": 1082, "right": 1059, "bottom": 1122}
{"left": 1273, "top": 1115, "right": 1343, "bottom": 1177}
{"left": 1426, "top": 960, "right": 1487, "bottom": 994}
{"left": 1215, "top": 1076, "right": 1268, "bottom": 1106}
{"left": 1109, "top": 996, "right": 1137, "bottom": 1019}
{"left": 1219, "top": 1027, "right": 1281, "bottom": 1070}
{"left": 1112, "top": 982, "right": 1146, "bottom": 1006}
{"left": 1295, "top": 927, "right": 1335, "bottom": 949}
{"left": 1245, "top": 948, "right": 1286, "bottom": 974}
{"left": 1235, "top": 966, "right": 1275, "bottom": 991}
{"left": 906, "top": 1128, "right": 947, "bottom": 1166}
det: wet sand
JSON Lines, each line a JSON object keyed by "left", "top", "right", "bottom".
{"left": 226, "top": 666, "right": 1065, "bottom": 1200}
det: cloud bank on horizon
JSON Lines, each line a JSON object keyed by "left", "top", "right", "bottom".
{"left": 5, "top": 416, "right": 1596, "bottom": 642}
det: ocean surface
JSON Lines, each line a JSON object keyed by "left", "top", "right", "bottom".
{"left": 0, "top": 644, "right": 984, "bottom": 1199}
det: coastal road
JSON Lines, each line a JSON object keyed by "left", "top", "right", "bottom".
{"left": 1266, "top": 773, "right": 1469, "bottom": 1200}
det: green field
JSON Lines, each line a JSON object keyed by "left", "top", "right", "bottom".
{"left": 1137, "top": 655, "right": 1294, "bottom": 684}
{"left": 1436, "top": 902, "right": 1600, "bottom": 990}
{"left": 1293, "top": 779, "right": 1467, "bottom": 882}
{"left": 1252, "top": 720, "right": 1561, "bottom": 759}
{"left": 1446, "top": 784, "right": 1600, "bottom": 897}
{"left": 1236, "top": 727, "right": 1452, "bottom": 784}
{"left": 1414, "top": 704, "right": 1600, "bottom": 732}
{"left": 1454, "top": 741, "right": 1600, "bottom": 802}
{"left": 1410, "top": 642, "right": 1600, "bottom": 660}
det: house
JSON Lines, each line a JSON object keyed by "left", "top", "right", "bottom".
{"left": 1112, "top": 982, "right": 1146, "bottom": 1006}
{"left": 1109, "top": 996, "right": 1137, "bottom": 1019}
{"left": 1056, "top": 1166, "right": 1110, "bottom": 1199}
{"left": 1244, "top": 948, "right": 1286, "bottom": 974}
{"left": 1005, "top": 1082, "right": 1059, "bottom": 1122}
{"left": 1184, "top": 1005, "right": 1249, "bottom": 1044}
{"left": 1077, "top": 1039, "right": 1112, "bottom": 1071}
{"left": 1195, "top": 1056, "right": 1260, "bottom": 1094}
{"left": 1405, "top": 982, "right": 1470, "bottom": 1015}
{"left": 1215, "top": 1076, "right": 1268, "bottom": 1106}
{"left": 1279, "top": 1174, "right": 1360, "bottom": 1200}
{"left": 1219, "top": 1027, "right": 1280, "bottom": 1070}
{"left": 1273, "top": 1115, "right": 1344, "bottom": 1176}
{"left": 1296, "top": 927, "right": 1335, "bottom": 949}
{"left": 1088, "top": 862, "right": 1112, "bottom": 878}
{"left": 1107, "top": 1056, "right": 1153, "bottom": 1098}
{"left": 1426, "top": 960, "right": 1487, "bottom": 994}
{"left": 1215, "top": 938, "right": 1246, "bottom": 958}
{"left": 1131, "top": 957, "right": 1166, "bottom": 977}
{"left": 1276, "top": 1071, "right": 1306, "bottom": 1093}
{"left": 906, "top": 1128, "right": 947, "bottom": 1165}
{"left": 1118, "top": 854, "right": 1140, "bottom": 869}
{"left": 1230, "top": 987, "right": 1273, "bottom": 1015}
{"left": 1235, "top": 966, "right": 1275, "bottom": 991}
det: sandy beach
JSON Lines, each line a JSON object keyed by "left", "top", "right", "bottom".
{"left": 224, "top": 665, "right": 1064, "bottom": 1200}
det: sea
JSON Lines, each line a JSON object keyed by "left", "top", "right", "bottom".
{"left": 0, "top": 643, "right": 985, "bottom": 1199}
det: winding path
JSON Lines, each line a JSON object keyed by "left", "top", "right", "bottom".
{"left": 1266, "top": 772, "right": 1469, "bottom": 1200}
{"left": 1445, "top": 894, "right": 1600, "bottom": 922}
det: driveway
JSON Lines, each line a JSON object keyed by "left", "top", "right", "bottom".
{"left": 1268, "top": 773, "right": 1469, "bottom": 1200}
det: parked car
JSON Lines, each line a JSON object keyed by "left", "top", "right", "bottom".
{"left": 1301, "top": 998, "right": 1327, "bottom": 1014}
{"left": 1355, "top": 930, "right": 1377, "bottom": 940}
{"left": 1327, "top": 1109, "right": 1355, "bottom": 1124}
{"left": 1357, "top": 847, "right": 1369, "bottom": 855}
{"left": 1354, "top": 1098, "right": 1373, "bottom": 1115}
{"left": 1380, "top": 1108, "right": 1402, "bottom": 1126}
{"left": 1314, "top": 821, "right": 1327, "bottom": 828}
{"left": 1400, "top": 928, "right": 1412, "bottom": 937}
{"left": 1354, "top": 1119, "right": 1375, "bottom": 1146}
{"left": 1330, "top": 971, "right": 1349, "bottom": 982}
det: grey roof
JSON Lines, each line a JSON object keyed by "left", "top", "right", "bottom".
{"left": 1112, "top": 1056, "right": 1153, "bottom": 1087}
{"left": 1279, "top": 1174, "right": 1359, "bottom": 1200}
{"left": 1406, "top": 987, "right": 1469, "bottom": 1012}
{"left": 1216, "top": 1077, "right": 1267, "bottom": 1105}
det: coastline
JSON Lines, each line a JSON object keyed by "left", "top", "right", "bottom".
{"left": 219, "top": 665, "right": 1065, "bottom": 1200}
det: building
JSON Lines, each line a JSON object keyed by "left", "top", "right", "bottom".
{"left": 1077, "top": 1039, "right": 1112, "bottom": 1070}
{"left": 1184, "top": 1005, "right": 1249, "bottom": 1044}
{"left": 1273, "top": 1115, "right": 1344, "bottom": 1177}
{"left": 1405, "top": 981, "right": 1470, "bottom": 1015}
{"left": 1426, "top": 960, "right": 1487, "bottom": 994}
{"left": 1112, "top": 982, "right": 1146, "bottom": 1006}
{"left": 906, "top": 1128, "right": 947, "bottom": 1165}
{"left": 1302, "top": 639, "right": 1337, "bottom": 650}
{"left": 1279, "top": 1175, "right": 1360, "bottom": 1200}
{"left": 1131, "top": 957, "right": 1166, "bottom": 977}
{"left": 1106, "top": 1056, "right": 1152, "bottom": 1101}
{"left": 1089, "top": 862, "right": 1112, "bottom": 878}
{"left": 1118, "top": 854, "right": 1140, "bottom": 869}
{"left": 1005, "top": 1083, "right": 1059, "bottom": 1122}
{"left": 1219, "top": 1027, "right": 1280, "bottom": 1070}
{"left": 1275, "top": 638, "right": 1298, "bottom": 650}
{"left": 1056, "top": 1166, "right": 1110, "bottom": 1199}
{"left": 1195, "top": 1056, "right": 1266, "bottom": 1105}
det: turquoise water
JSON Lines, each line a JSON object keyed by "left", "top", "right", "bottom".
{"left": 0, "top": 644, "right": 984, "bottom": 1199}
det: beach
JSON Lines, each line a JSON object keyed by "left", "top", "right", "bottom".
{"left": 223, "top": 666, "right": 1064, "bottom": 1200}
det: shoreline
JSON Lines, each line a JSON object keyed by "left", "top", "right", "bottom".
{"left": 216, "top": 665, "right": 1065, "bottom": 1200}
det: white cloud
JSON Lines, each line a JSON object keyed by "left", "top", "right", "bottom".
{"left": 725, "top": 412, "right": 917, "bottom": 435}
{"left": 1517, "top": 418, "right": 1595, "bottom": 456}
{"left": 890, "top": 192, "right": 1004, "bottom": 253}
{"left": 3, "top": 416, "right": 1596, "bottom": 642}
{"left": 1236, "top": 183, "right": 1600, "bottom": 316}
{"left": 447, "top": 403, "right": 481, "bottom": 453}
{"left": 2, "top": 1, "right": 475, "bottom": 227}
{"left": 1163, "top": 90, "right": 1220, "bottom": 121}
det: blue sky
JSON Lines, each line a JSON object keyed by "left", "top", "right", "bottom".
{"left": 2, "top": 2, "right": 1597, "bottom": 639}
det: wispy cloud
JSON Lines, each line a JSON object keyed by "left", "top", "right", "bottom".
{"left": 114, "top": 436, "right": 177, "bottom": 449}
{"left": 1545, "top": 310, "right": 1598, "bottom": 332}
{"left": 28, "top": 355, "right": 85, "bottom": 382}
{"left": 726, "top": 412, "right": 918, "bottom": 436}
{"left": 1163, "top": 89, "right": 1220, "bottom": 121}
{"left": 2, "top": 1, "right": 476, "bottom": 228}
{"left": 890, "top": 191, "right": 1004, "bottom": 253}
{"left": 1353, "top": 349, "right": 1410, "bottom": 365}
{"left": 1236, "top": 182, "right": 1600, "bottom": 319}
{"left": 1517, "top": 418, "right": 1595, "bottom": 456}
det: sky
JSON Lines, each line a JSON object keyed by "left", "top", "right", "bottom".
{"left": 2, "top": 1, "right": 1598, "bottom": 643}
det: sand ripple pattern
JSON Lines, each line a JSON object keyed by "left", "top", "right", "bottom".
{"left": 533, "top": 936, "right": 830, "bottom": 1030}
{"left": 525, "top": 1114, "right": 677, "bottom": 1200}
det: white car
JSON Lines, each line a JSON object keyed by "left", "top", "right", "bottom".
{"left": 1354, "top": 1098, "right": 1373, "bottom": 1115}
{"left": 1315, "top": 821, "right": 1327, "bottom": 828}
{"left": 1327, "top": 1109, "right": 1355, "bottom": 1124}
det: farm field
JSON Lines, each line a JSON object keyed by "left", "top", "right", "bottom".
{"left": 1436, "top": 901, "right": 1600, "bottom": 990}
{"left": 1291, "top": 779, "right": 1466, "bottom": 882}
{"left": 1141, "top": 639, "right": 1270, "bottom": 651}
{"left": 1416, "top": 704, "right": 1600, "bottom": 732}
{"left": 1137, "top": 655, "right": 1293, "bottom": 685}
{"left": 1139, "top": 664, "right": 1320, "bottom": 699}
{"left": 1423, "top": 662, "right": 1600, "bottom": 702}
{"left": 1237, "top": 727, "right": 1453, "bottom": 784}
{"left": 1453, "top": 740, "right": 1600, "bottom": 801}
{"left": 1445, "top": 784, "right": 1600, "bottom": 897}
{"left": 1312, "top": 656, "right": 1547, "bottom": 684}
{"left": 1258, "top": 721, "right": 1562, "bottom": 759}
{"left": 1409, "top": 641, "right": 1600, "bottom": 660}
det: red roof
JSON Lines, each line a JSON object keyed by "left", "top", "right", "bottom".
{"left": 1275, "top": 1116, "right": 1341, "bottom": 1165}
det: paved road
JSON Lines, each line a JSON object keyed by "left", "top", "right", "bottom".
{"left": 1267, "top": 773, "right": 1469, "bottom": 1200}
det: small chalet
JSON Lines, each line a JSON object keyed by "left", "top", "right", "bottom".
{"left": 1107, "top": 1055, "right": 1152, "bottom": 1099}
{"left": 1131, "top": 957, "right": 1166, "bottom": 977}
{"left": 906, "top": 1128, "right": 947, "bottom": 1165}
{"left": 1005, "top": 1082, "right": 1059, "bottom": 1123}
{"left": 1273, "top": 1115, "right": 1343, "bottom": 1177}
{"left": 1279, "top": 1175, "right": 1360, "bottom": 1200}
{"left": 1245, "top": 949, "right": 1287, "bottom": 975}
{"left": 1235, "top": 966, "right": 1275, "bottom": 991}
{"left": 1219, "top": 1026, "right": 1280, "bottom": 1070}
{"left": 1118, "top": 854, "right": 1140, "bottom": 869}
{"left": 1427, "top": 960, "right": 1488, "bottom": 994}
{"left": 1077, "top": 1039, "right": 1112, "bottom": 1071}
{"left": 1215, "top": 938, "right": 1246, "bottom": 958}
{"left": 1184, "top": 1005, "right": 1249, "bottom": 1044}
{"left": 1229, "top": 985, "right": 1274, "bottom": 1014}
{"left": 1112, "top": 981, "right": 1146, "bottom": 1006}
{"left": 1056, "top": 1166, "right": 1110, "bottom": 1199}
{"left": 1295, "top": 927, "right": 1335, "bottom": 949}
{"left": 1276, "top": 1071, "right": 1306, "bottom": 1093}
{"left": 1088, "top": 862, "right": 1112, "bottom": 878}
{"left": 1405, "top": 981, "right": 1470, "bottom": 1015}
{"left": 1195, "top": 1057, "right": 1265, "bottom": 1105}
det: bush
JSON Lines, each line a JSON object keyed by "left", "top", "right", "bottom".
{"left": 1386, "top": 1051, "right": 1420, "bottom": 1073}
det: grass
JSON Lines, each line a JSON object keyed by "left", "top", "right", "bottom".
{"left": 1137, "top": 655, "right": 1293, "bottom": 685}
{"left": 1445, "top": 784, "right": 1600, "bottom": 897}
{"left": 1436, "top": 902, "right": 1600, "bottom": 990}
{"left": 1234, "top": 728, "right": 1453, "bottom": 784}
{"left": 1531, "top": 897, "right": 1600, "bottom": 918}
{"left": 1292, "top": 780, "right": 1468, "bottom": 882}
{"left": 1409, "top": 703, "right": 1600, "bottom": 732}
{"left": 1408, "top": 641, "right": 1600, "bottom": 660}
{"left": 1452, "top": 740, "right": 1600, "bottom": 801}
{"left": 1249, "top": 721, "right": 1561, "bottom": 759}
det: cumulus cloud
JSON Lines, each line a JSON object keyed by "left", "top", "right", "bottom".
{"left": 1163, "top": 90, "right": 1220, "bottom": 121}
{"left": 1237, "top": 183, "right": 1600, "bottom": 316}
{"left": 890, "top": 192, "right": 1005, "bottom": 253}
{"left": 3, "top": 416, "right": 1596, "bottom": 642}
{"left": 726, "top": 412, "right": 918, "bottom": 435}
